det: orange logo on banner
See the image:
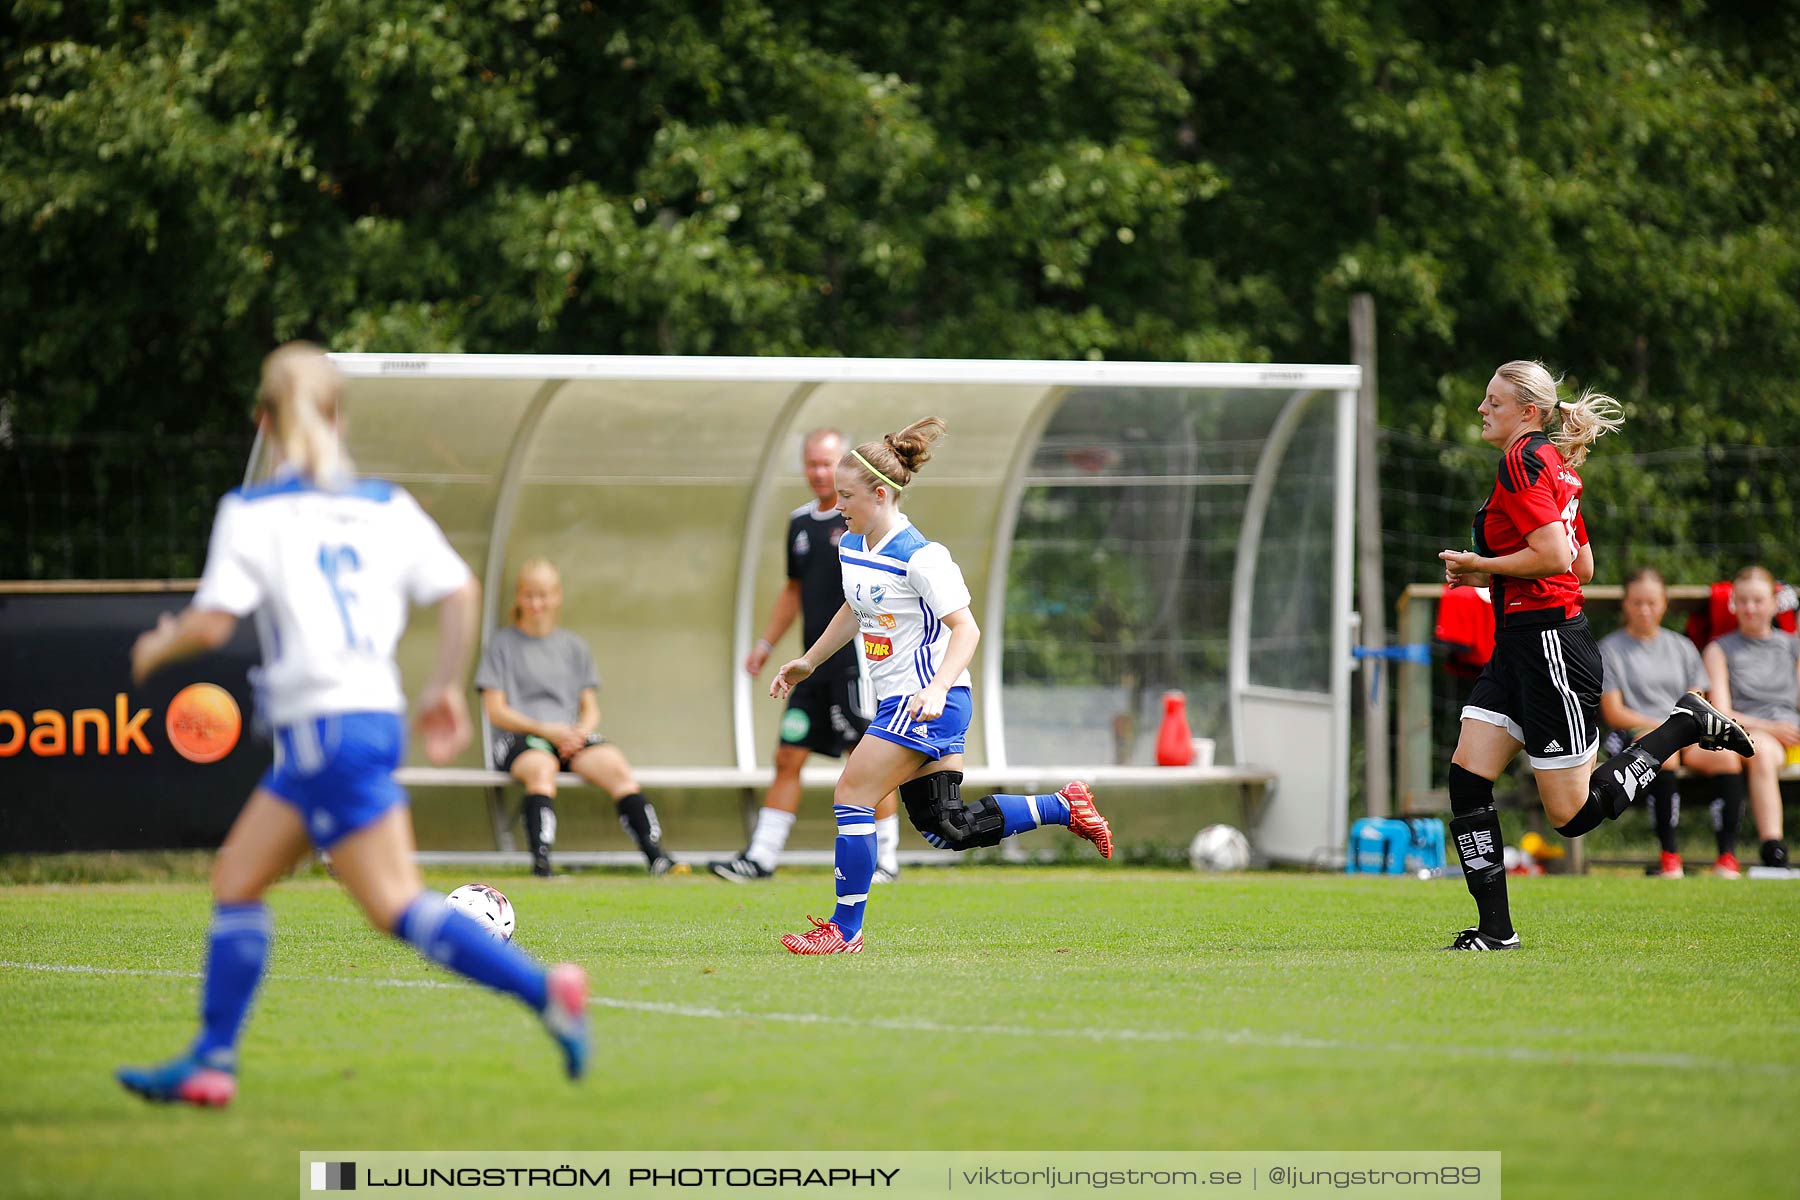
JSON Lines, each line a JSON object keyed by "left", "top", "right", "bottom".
{"left": 877, "top": 613, "right": 897, "bottom": 630}
{"left": 165, "top": 684, "right": 242, "bottom": 763}
{"left": 863, "top": 634, "right": 894, "bottom": 661}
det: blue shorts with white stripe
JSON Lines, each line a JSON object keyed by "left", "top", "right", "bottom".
{"left": 863, "top": 686, "right": 971, "bottom": 760}
{"left": 260, "top": 711, "right": 408, "bottom": 848}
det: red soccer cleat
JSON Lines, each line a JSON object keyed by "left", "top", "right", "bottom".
{"left": 1657, "top": 851, "right": 1685, "bottom": 879}
{"left": 1061, "top": 781, "right": 1112, "bottom": 859}
{"left": 781, "top": 915, "right": 863, "bottom": 955}
{"left": 1712, "top": 852, "right": 1742, "bottom": 879}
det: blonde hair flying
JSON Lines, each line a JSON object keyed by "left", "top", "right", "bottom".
{"left": 1495, "top": 359, "right": 1624, "bottom": 468}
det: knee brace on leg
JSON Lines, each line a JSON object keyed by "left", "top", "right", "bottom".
{"left": 898, "top": 771, "right": 1006, "bottom": 852}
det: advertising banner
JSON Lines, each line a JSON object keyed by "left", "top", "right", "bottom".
{"left": 0, "top": 584, "right": 270, "bottom": 852}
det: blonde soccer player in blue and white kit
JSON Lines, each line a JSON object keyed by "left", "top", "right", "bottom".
{"left": 770, "top": 418, "right": 1114, "bottom": 955}
{"left": 116, "top": 344, "right": 588, "bottom": 1108}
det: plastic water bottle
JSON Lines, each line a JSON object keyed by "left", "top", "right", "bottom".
{"left": 1156, "top": 690, "right": 1195, "bottom": 766}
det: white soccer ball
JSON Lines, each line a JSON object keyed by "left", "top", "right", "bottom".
{"left": 445, "top": 883, "right": 516, "bottom": 941}
{"left": 1188, "top": 824, "right": 1252, "bottom": 872}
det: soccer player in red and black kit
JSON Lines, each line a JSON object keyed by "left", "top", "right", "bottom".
{"left": 1436, "top": 361, "right": 1755, "bottom": 950}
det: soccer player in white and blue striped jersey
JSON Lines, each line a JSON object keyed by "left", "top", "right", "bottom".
{"left": 115, "top": 344, "right": 588, "bottom": 1107}
{"left": 770, "top": 418, "right": 1114, "bottom": 955}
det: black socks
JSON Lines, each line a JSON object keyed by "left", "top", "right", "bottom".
{"left": 1648, "top": 773, "right": 1680, "bottom": 855}
{"left": 1710, "top": 775, "right": 1745, "bottom": 859}
{"left": 615, "top": 792, "right": 665, "bottom": 865}
{"left": 1448, "top": 764, "right": 1514, "bottom": 940}
{"left": 523, "top": 792, "right": 556, "bottom": 876}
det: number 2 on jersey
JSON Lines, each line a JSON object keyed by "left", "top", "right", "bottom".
{"left": 318, "top": 544, "right": 370, "bottom": 651}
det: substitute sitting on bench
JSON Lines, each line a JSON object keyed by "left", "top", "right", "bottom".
{"left": 477, "top": 558, "right": 682, "bottom": 877}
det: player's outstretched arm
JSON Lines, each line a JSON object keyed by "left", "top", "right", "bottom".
{"left": 415, "top": 577, "right": 480, "bottom": 765}
{"left": 770, "top": 603, "right": 857, "bottom": 699}
{"left": 130, "top": 608, "right": 238, "bottom": 685}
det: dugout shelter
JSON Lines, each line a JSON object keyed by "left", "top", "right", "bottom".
{"left": 256, "top": 355, "right": 1359, "bottom": 864}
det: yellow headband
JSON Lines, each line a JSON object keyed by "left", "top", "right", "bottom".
{"left": 851, "top": 449, "right": 905, "bottom": 494}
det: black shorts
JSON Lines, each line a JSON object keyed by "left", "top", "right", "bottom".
{"left": 1463, "top": 613, "right": 1601, "bottom": 769}
{"left": 494, "top": 730, "right": 605, "bottom": 772}
{"left": 779, "top": 672, "right": 870, "bottom": 758}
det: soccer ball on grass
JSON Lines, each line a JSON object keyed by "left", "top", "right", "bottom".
{"left": 445, "top": 883, "right": 517, "bottom": 940}
{"left": 1188, "top": 824, "right": 1252, "bottom": 872}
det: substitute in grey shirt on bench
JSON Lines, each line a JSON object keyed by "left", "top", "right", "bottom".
{"left": 1599, "top": 567, "right": 1737, "bottom": 878}
{"left": 477, "top": 558, "right": 681, "bottom": 877}
{"left": 1702, "top": 565, "right": 1796, "bottom": 872}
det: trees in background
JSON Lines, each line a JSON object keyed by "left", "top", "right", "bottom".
{"left": 5, "top": 0, "right": 1798, "bottom": 581}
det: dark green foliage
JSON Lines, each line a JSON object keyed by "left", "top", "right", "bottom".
{"left": 4, "top": 1, "right": 1799, "bottom": 583}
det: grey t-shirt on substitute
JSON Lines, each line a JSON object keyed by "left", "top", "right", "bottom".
{"left": 1598, "top": 628, "right": 1707, "bottom": 723}
{"left": 474, "top": 626, "right": 601, "bottom": 725}
{"left": 1712, "top": 629, "right": 1800, "bottom": 724}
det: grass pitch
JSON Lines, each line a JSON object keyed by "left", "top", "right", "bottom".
{"left": 2, "top": 866, "right": 1794, "bottom": 1199}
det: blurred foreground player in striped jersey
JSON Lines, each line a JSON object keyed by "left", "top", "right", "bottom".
{"left": 116, "top": 344, "right": 588, "bottom": 1107}
{"left": 767, "top": 418, "right": 1114, "bottom": 955}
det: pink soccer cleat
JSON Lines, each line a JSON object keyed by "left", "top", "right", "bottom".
{"left": 117, "top": 1054, "right": 237, "bottom": 1108}
{"left": 1061, "top": 781, "right": 1113, "bottom": 859}
{"left": 541, "top": 963, "right": 590, "bottom": 1080}
{"left": 781, "top": 915, "right": 863, "bottom": 955}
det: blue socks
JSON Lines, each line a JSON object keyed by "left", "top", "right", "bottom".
{"left": 190, "top": 902, "right": 272, "bottom": 1070}
{"left": 831, "top": 804, "right": 877, "bottom": 939}
{"left": 395, "top": 893, "right": 548, "bottom": 1012}
{"left": 995, "top": 792, "right": 1070, "bottom": 837}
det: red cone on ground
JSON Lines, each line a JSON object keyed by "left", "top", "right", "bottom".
{"left": 1156, "top": 690, "right": 1195, "bottom": 766}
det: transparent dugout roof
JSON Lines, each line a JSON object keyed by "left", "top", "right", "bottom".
{"left": 267, "top": 357, "right": 1358, "bottom": 796}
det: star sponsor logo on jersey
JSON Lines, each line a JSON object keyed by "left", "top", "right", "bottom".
{"left": 862, "top": 634, "right": 894, "bottom": 661}
{"left": 877, "top": 612, "right": 897, "bottom": 630}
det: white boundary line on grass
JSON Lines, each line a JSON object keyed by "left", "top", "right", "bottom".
{"left": 6, "top": 960, "right": 1790, "bottom": 1079}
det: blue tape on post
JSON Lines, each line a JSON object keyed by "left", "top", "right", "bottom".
{"left": 1351, "top": 643, "right": 1434, "bottom": 664}
{"left": 1350, "top": 643, "right": 1434, "bottom": 705}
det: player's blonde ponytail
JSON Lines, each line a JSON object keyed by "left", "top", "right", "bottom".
{"left": 1496, "top": 359, "right": 1624, "bottom": 469}
{"left": 257, "top": 342, "right": 352, "bottom": 484}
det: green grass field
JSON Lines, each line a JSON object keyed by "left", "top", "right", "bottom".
{"left": 3, "top": 866, "right": 1794, "bottom": 1199}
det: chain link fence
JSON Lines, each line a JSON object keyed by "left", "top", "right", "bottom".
{"left": 0, "top": 432, "right": 255, "bottom": 581}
